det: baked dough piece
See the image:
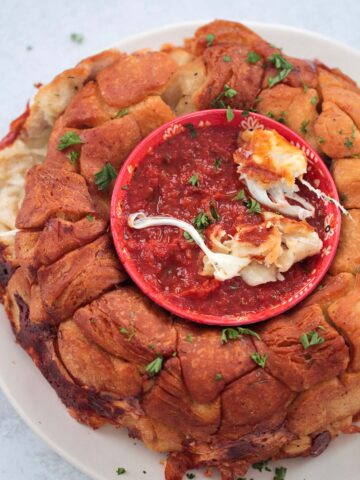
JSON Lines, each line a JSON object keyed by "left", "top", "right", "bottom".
{"left": 330, "top": 209, "right": 360, "bottom": 274}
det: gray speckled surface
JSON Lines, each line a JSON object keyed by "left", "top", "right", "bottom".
{"left": 0, "top": 0, "right": 360, "bottom": 478}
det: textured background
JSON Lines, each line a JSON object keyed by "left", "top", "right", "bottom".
{"left": 0, "top": 0, "right": 360, "bottom": 478}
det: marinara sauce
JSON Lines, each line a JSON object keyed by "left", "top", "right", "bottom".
{"left": 122, "top": 124, "right": 322, "bottom": 317}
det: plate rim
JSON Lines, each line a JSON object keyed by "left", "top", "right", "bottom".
{"left": 1, "top": 19, "right": 360, "bottom": 480}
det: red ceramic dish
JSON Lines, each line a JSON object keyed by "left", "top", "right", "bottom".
{"left": 111, "top": 110, "right": 341, "bottom": 326}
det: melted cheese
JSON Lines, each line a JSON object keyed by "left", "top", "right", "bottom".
{"left": 202, "top": 212, "right": 322, "bottom": 285}
{"left": 235, "top": 129, "right": 307, "bottom": 187}
{"left": 234, "top": 128, "right": 315, "bottom": 220}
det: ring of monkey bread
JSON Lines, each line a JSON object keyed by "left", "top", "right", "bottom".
{"left": 1, "top": 20, "right": 360, "bottom": 480}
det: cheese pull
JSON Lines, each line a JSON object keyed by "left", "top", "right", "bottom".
{"left": 234, "top": 128, "right": 315, "bottom": 219}
{"left": 128, "top": 212, "right": 248, "bottom": 281}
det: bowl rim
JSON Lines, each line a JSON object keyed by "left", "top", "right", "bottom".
{"left": 111, "top": 109, "right": 341, "bottom": 326}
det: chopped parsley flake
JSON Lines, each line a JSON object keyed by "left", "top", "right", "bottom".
{"left": 252, "top": 459, "right": 271, "bottom": 472}
{"left": 119, "top": 324, "right": 135, "bottom": 341}
{"left": 303, "top": 83, "right": 309, "bottom": 93}
{"left": 344, "top": 137, "right": 354, "bottom": 148}
{"left": 317, "top": 137, "right": 326, "bottom": 145}
{"left": 226, "top": 105, "right": 235, "bottom": 122}
{"left": 251, "top": 352, "right": 267, "bottom": 368}
{"left": 247, "top": 51, "right": 261, "bottom": 64}
{"left": 116, "top": 467, "right": 126, "bottom": 475}
{"left": 115, "top": 108, "right": 129, "bottom": 118}
{"left": 70, "top": 33, "right": 84, "bottom": 44}
{"left": 186, "top": 474, "right": 196, "bottom": 479}
{"left": 310, "top": 96, "right": 318, "bottom": 106}
{"left": 185, "top": 334, "right": 193, "bottom": 343}
{"left": 274, "top": 466, "right": 287, "bottom": 480}
{"left": 94, "top": 163, "right": 117, "bottom": 191}
{"left": 267, "top": 53, "right": 293, "bottom": 88}
{"left": 145, "top": 356, "right": 163, "bottom": 376}
{"left": 232, "top": 189, "right": 246, "bottom": 201}
{"left": 300, "top": 120, "right": 309, "bottom": 135}
{"left": 121, "top": 185, "right": 128, "bottom": 190}
{"left": 246, "top": 197, "right": 262, "bottom": 214}
{"left": 223, "top": 55, "right": 232, "bottom": 62}
{"left": 210, "top": 202, "right": 220, "bottom": 221}
{"left": 57, "top": 131, "right": 83, "bottom": 151}
{"left": 215, "top": 372, "right": 223, "bottom": 381}
{"left": 86, "top": 214, "right": 94, "bottom": 222}
{"left": 211, "top": 84, "right": 237, "bottom": 108}
{"left": 183, "top": 231, "right": 194, "bottom": 243}
{"left": 194, "top": 212, "right": 211, "bottom": 230}
{"left": 67, "top": 150, "right": 79, "bottom": 165}
{"left": 214, "top": 158, "right": 222, "bottom": 170}
{"left": 224, "top": 84, "right": 238, "bottom": 98}
{"left": 206, "top": 33, "right": 215, "bottom": 47}
{"left": 184, "top": 123, "right": 197, "bottom": 138}
{"left": 188, "top": 174, "right": 199, "bottom": 186}
{"left": 300, "top": 330, "right": 325, "bottom": 349}
{"left": 221, "top": 327, "right": 261, "bottom": 344}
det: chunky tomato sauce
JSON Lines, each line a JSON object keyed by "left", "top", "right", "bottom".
{"left": 122, "top": 124, "right": 323, "bottom": 317}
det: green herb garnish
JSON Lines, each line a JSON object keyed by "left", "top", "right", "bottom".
{"left": 186, "top": 474, "right": 196, "bottom": 479}
{"left": 185, "top": 334, "right": 193, "bottom": 343}
{"left": 310, "top": 96, "right": 318, "bottom": 106}
{"left": 119, "top": 324, "right": 135, "bottom": 341}
{"left": 252, "top": 459, "right": 271, "bottom": 472}
{"left": 215, "top": 373, "right": 223, "bottom": 381}
{"left": 226, "top": 105, "right": 235, "bottom": 122}
{"left": 206, "top": 33, "right": 215, "bottom": 47}
{"left": 57, "top": 131, "right": 83, "bottom": 151}
{"left": 67, "top": 150, "right": 79, "bottom": 165}
{"left": 318, "top": 137, "right": 326, "bottom": 145}
{"left": 300, "top": 330, "right": 325, "bottom": 349}
{"left": 224, "top": 84, "right": 238, "bottom": 98}
{"left": 300, "top": 120, "right": 309, "bottom": 135}
{"left": 145, "top": 356, "right": 163, "bottom": 376}
{"left": 70, "top": 33, "right": 84, "bottom": 44}
{"left": 344, "top": 137, "right": 354, "bottom": 148}
{"left": 246, "top": 197, "right": 262, "bottom": 214}
{"left": 194, "top": 212, "right": 211, "bottom": 230}
{"left": 273, "top": 466, "right": 287, "bottom": 480}
{"left": 121, "top": 185, "right": 128, "bottom": 190}
{"left": 115, "top": 108, "right": 129, "bottom": 118}
{"left": 94, "top": 163, "right": 117, "bottom": 191}
{"left": 223, "top": 55, "right": 232, "bottom": 62}
{"left": 188, "top": 174, "right": 199, "bottom": 186}
{"left": 86, "top": 214, "right": 94, "bottom": 222}
{"left": 303, "top": 83, "right": 309, "bottom": 93}
{"left": 251, "top": 352, "right": 267, "bottom": 368}
{"left": 210, "top": 202, "right": 220, "bottom": 221}
{"left": 214, "top": 158, "right": 222, "bottom": 170}
{"left": 211, "top": 84, "right": 237, "bottom": 108}
{"left": 221, "top": 327, "right": 261, "bottom": 344}
{"left": 267, "top": 53, "right": 293, "bottom": 88}
{"left": 183, "top": 231, "right": 194, "bottom": 243}
{"left": 232, "top": 189, "right": 246, "bottom": 201}
{"left": 184, "top": 123, "right": 197, "bottom": 138}
{"left": 247, "top": 51, "right": 261, "bottom": 64}
{"left": 116, "top": 467, "right": 126, "bottom": 475}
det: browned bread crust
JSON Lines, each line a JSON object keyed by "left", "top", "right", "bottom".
{"left": 1, "top": 19, "right": 360, "bottom": 480}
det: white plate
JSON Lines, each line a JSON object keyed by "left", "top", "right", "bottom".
{"left": 1, "top": 20, "right": 360, "bottom": 480}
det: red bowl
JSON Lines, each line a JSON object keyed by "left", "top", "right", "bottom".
{"left": 111, "top": 110, "right": 341, "bottom": 326}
